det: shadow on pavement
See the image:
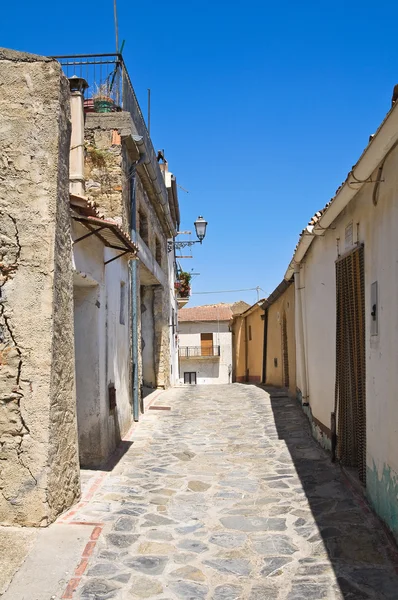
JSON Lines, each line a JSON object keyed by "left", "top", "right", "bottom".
{"left": 264, "top": 386, "right": 398, "bottom": 600}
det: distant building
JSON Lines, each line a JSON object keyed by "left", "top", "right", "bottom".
{"left": 178, "top": 304, "right": 239, "bottom": 384}
{"left": 232, "top": 300, "right": 265, "bottom": 383}
{"left": 262, "top": 281, "right": 296, "bottom": 396}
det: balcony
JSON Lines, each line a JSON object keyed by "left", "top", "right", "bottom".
{"left": 52, "top": 53, "right": 168, "bottom": 208}
{"left": 177, "top": 296, "right": 190, "bottom": 308}
{"left": 179, "top": 346, "right": 220, "bottom": 360}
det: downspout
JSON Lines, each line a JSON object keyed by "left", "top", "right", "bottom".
{"left": 294, "top": 265, "right": 308, "bottom": 404}
{"left": 129, "top": 153, "right": 146, "bottom": 421}
{"left": 262, "top": 307, "right": 268, "bottom": 384}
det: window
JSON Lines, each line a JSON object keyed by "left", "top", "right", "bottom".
{"left": 155, "top": 237, "right": 162, "bottom": 266}
{"left": 139, "top": 210, "right": 149, "bottom": 245}
{"left": 201, "top": 333, "right": 213, "bottom": 356}
{"left": 249, "top": 325, "right": 252, "bottom": 341}
{"left": 119, "top": 281, "right": 126, "bottom": 325}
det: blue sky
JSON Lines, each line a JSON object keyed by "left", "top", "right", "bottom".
{"left": 2, "top": 1, "right": 398, "bottom": 306}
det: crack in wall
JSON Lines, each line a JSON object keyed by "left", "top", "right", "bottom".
{"left": 0, "top": 213, "right": 36, "bottom": 494}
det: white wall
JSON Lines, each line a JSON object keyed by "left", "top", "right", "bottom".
{"left": 72, "top": 222, "right": 107, "bottom": 466}
{"left": 298, "top": 142, "right": 398, "bottom": 538}
{"left": 178, "top": 321, "right": 232, "bottom": 384}
{"left": 104, "top": 248, "right": 132, "bottom": 443}
{"left": 72, "top": 222, "right": 132, "bottom": 466}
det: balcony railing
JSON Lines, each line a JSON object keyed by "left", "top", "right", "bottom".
{"left": 179, "top": 346, "right": 221, "bottom": 359}
{"left": 51, "top": 53, "right": 165, "bottom": 200}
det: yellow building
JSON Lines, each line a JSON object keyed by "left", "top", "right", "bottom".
{"left": 232, "top": 301, "right": 265, "bottom": 383}
{"left": 263, "top": 280, "right": 296, "bottom": 396}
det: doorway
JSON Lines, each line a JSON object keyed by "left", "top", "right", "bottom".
{"left": 73, "top": 277, "right": 102, "bottom": 467}
{"left": 184, "top": 372, "right": 197, "bottom": 385}
{"left": 335, "top": 245, "right": 366, "bottom": 483}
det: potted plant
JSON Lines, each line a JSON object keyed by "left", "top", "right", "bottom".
{"left": 176, "top": 271, "right": 192, "bottom": 298}
{"left": 92, "top": 83, "right": 114, "bottom": 113}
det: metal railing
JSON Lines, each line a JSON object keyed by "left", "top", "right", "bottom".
{"left": 179, "top": 346, "right": 221, "bottom": 358}
{"left": 51, "top": 53, "right": 159, "bottom": 184}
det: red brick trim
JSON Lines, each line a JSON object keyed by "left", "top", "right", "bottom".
{"left": 61, "top": 524, "right": 104, "bottom": 599}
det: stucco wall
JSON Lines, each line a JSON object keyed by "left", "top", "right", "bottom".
{"left": 246, "top": 306, "right": 264, "bottom": 383}
{"left": 266, "top": 284, "right": 296, "bottom": 396}
{"left": 0, "top": 50, "right": 79, "bottom": 526}
{"left": 232, "top": 307, "right": 264, "bottom": 383}
{"left": 299, "top": 140, "right": 398, "bottom": 540}
{"left": 72, "top": 222, "right": 107, "bottom": 467}
{"left": 232, "top": 316, "right": 246, "bottom": 382}
{"left": 72, "top": 221, "right": 132, "bottom": 466}
{"left": 178, "top": 321, "right": 232, "bottom": 384}
{"left": 104, "top": 249, "right": 132, "bottom": 444}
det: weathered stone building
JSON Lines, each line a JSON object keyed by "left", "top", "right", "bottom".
{"left": 83, "top": 109, "right": 180, "bottom": 400}
{"left": 0, "top": 49, "right": 80, "bottom": 526}
{"left": 0, "top": 48, "right": 182, "bottom": 526}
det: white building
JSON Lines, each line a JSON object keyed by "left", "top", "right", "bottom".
{"left": 178, "top": 305, "right": 233, "bottom": 384}
{"left": 284, "top": 86, "right": 398, "bottom": 542}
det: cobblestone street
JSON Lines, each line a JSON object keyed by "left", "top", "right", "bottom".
{"left": 30, "top": 385, "right": 398, "bottom": 598}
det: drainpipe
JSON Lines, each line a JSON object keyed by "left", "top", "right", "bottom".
{"left": 129, "top": 153, "right": 146, "bottom": 421}
{"left": 294, "top": 265, "right": 309, "bottom": 404}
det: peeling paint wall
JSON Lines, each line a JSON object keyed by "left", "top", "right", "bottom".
{"left": 297, "top": 137, "right": 398, "bottom": 541}
{"left": 0, "top": 49, "right": 79, "bottom": 526}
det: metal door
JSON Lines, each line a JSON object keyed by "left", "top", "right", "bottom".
{"left": 334, "top": 245, "right": 366, "bottom": 483}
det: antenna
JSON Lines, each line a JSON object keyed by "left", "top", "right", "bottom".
{"left": 113, "top": 0, "right": 119, "bottom": 54}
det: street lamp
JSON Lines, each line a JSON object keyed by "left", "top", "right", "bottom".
{"left": 167, "top": 216, "right": 208, "bottom": 252}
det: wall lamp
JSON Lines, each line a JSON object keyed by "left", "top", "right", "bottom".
{"left": 167, "top": 216, "right": 208, "bottom": 253}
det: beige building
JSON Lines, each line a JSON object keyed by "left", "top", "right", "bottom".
{"left": 285, "top": 87, "right": 398, "bottom": 541}
{"left": 232, "top": 301, "right": 265, "bottom": 383}
{"left": 262, "top": 280, "right": 296, "bottom": 397}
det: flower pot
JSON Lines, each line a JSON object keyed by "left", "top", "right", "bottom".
{"left": 94, "top": 98, "right": 114, "bottom": 113}
{"left": 84, "top": 98, "right": 95, "bottom": 113}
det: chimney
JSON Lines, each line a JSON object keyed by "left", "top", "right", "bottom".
{"left": 68, "top": 76, "right": 88, "bottom": 196}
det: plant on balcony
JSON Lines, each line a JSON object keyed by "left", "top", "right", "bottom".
{"left": 92, "top": 83, "right": 115, "bottom": 113}
{"left": 175, "top": 270, "right": 192, "bottom": 298}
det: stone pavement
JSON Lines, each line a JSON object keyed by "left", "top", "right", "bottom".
{"left": 21, "top": 385, "right": 398, "bottom": 598}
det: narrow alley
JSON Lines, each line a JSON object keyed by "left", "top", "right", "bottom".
{"left": 5, "top": 384, "right": 398, "bottom": 600}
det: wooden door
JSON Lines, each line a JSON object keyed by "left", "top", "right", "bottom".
{"left": 201, "top": 333, "right": 213, "bottom": 356}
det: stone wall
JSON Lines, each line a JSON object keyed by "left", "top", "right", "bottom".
{"left": 0, "top": 49, "right": 79, "bottom": 525}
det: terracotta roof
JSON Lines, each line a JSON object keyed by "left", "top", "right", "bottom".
{"left": 70, "top": 194, "right": 138, "bottom": 255}
{"left": 178, "top": 304, "right": 233, "bottom": 323}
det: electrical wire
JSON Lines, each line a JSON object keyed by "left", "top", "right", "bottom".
{"left": 192, "top": 287, "right": 266, "bottom": 295}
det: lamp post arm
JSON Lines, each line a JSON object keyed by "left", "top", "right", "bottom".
{"left": 167, "top": 239, "right": 201, "bottom": 253}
